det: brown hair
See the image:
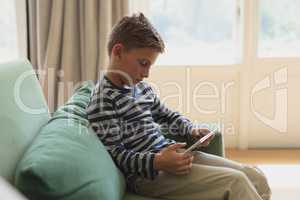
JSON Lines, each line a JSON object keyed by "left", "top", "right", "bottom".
{"left": 107, "top": 12, "right": 165, "bottom": 56}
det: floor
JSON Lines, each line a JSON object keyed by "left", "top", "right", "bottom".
{"left": 226, "top": 149, "right": 300, "bottom": 200}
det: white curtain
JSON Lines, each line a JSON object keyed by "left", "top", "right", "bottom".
{"left": 27, "top": 0, "right": 129, "bottom": 113}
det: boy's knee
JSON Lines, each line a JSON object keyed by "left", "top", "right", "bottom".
{"left": 243, "top": 165, "right": 269, "bottom": 184}
{"left": 223, "top": 169, "right": 250, "bottom": 189}
{"left": 242, "top": 165, "right": 272, "bottom": 199}
{"left": 231, "top": 170, "right": 249, "bottom": 184}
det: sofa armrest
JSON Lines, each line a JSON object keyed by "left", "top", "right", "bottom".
{"left": 198, "top": 132, "right": 225, "bottom": 157}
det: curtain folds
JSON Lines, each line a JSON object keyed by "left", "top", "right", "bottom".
{"left": 27, "top": 0, "right": 129, "bottom": 113}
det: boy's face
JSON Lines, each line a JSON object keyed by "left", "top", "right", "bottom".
{"left": 112, "top": 45, "right": 159, "bottom": 85}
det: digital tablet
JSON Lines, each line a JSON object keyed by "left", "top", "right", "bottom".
{"left": 183, "top": 132, "right": 215, "bottom": 154}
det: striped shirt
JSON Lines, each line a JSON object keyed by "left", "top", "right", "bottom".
{"left": 86, "top": 75, "right": 194, "bottom": 190}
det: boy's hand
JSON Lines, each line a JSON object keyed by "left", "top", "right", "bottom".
{"left": 154, "top": 143, "right": 194, "bottom": 175}
{"left": 191, "top": 128, "right": 215, "bottom": 147}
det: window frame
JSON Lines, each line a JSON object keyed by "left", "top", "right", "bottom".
{"left": 129, "top": 0, "right": 243, "bottom": 67}
{"left": 130, "top": 0, "right": 300, "bottom": 67}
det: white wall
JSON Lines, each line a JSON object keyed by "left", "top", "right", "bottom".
{"left": 147, "top": 66, "right": 240, "bottom": 148}
{"left": 147, "top": 60, "right": 300, "bottom": 149}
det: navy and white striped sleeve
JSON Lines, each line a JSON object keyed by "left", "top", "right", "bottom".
{"left": 87, "top": 93, "right": 158, "bottom": 179}
{"left": 149, "top": 88, "right": 194, "bottom": 137}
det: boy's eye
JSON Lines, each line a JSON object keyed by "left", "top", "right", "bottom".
{"left": 138, "top": 59, "right": 148, "bottom": 67}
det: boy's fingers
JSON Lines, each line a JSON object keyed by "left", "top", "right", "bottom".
{"left": 210, "top": 134, "right": 216, "bottom": 140}
{"left": 181, "top": 155, "right": 191, "bottom": 161}
{"left": 202, "top": 134, "right": 215, "bottom": 146}
{"left": 200, "top": 128, "right": 210, "bottom": 133}
{"left": 182, "top": 153, "right": 193, "bottom": 160}
{"left": 177, "top": 163, "right": 193, "bottom": 171}
{"left": 178, "top": 156, "right": 194, "bottom": 166}
{"left": 168, "top": 143, "right": 186, "bottom": 151}
{"left": 175, "top": 169, "right": 191, "bottom": 175}
{"left": 178, "top": 159, "right": 190, "bottom": 166}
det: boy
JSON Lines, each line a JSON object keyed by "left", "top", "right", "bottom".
{"left": 86, "top": 13, "right": 271, "bottom": 200}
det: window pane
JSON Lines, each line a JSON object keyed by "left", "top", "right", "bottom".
{"left": 131, "top": 0, "right": 239, "bottom": 65}
{"left": 0, "top": 0, "right": 19, "bottom": 63}
{"left": 259, "top": 0, "right": 300, "bottom": 57}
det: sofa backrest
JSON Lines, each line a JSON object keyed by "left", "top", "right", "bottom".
{"left": 0, "top": 60, "right": 50, "bottom": 184}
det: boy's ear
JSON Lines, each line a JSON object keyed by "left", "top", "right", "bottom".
{"left": 112, "top": 43, "right": 124, "bottom": 59}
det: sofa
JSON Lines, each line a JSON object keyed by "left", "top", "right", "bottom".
{"left": 0, "top": 60, "right": 225, "bottom": 200}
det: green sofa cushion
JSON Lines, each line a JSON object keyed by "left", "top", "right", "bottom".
{"left": 14, "top": 82, "right": 126, "bottom": 200}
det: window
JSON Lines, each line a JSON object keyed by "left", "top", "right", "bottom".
{"left": 130, "top": 0, "right": 241, "bottom": 65}
{"left": 0, "top": 0, "right": 22, "bottom": 63}
{"left": 259, "top": 0, "right": 300, "bottom": 58}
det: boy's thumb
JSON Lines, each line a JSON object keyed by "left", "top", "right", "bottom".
{"left": 168, "top": 143, "right": 186, "bottom": 151}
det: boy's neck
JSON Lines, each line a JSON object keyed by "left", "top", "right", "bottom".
{"left": 106, "top": 63, "right": 126, "bottom": 88}
{"left": 106, "top": 72, "right": 124, "bottom": 88}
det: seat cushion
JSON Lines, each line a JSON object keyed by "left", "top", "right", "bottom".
{"left": 14, "top": 82, "right": 126, "bottom": 200}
